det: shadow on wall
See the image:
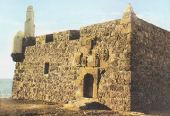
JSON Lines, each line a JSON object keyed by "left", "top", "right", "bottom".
{"left": 130, "top": 19, "right": 170, "bottom": 113}
{"left": 79, "top": 102, "right": 111, "bottom": 110}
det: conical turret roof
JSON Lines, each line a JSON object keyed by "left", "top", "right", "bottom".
{"left": 122, "top": 3, "right": 136, "bottom": 19}
{"left": 124, "top": 3, "right": 135, "bottom": 14}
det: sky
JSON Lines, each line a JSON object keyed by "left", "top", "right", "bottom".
{"left": 0, "top": 0, "right": 170, "bottom": 79}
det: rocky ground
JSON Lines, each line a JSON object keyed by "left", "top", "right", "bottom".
{"left": 0, "top": 98, "right": 170, "bottom": 116}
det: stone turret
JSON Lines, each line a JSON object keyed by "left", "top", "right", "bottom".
{"left": 24, "top": 5, "right": 35, "bottom": 37}
{"left": 11, "top": 31, "right": 25, "bottom": 62}
{"left": 11, "top": 5, "right": 35, "bottom": 62}
{"left": 120, "top": 3, "right": 136, "bottom": 33}
{"left": 12, "top": 31, "right": 24, "bottom": 53}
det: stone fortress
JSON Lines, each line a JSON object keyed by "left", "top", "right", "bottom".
{"left": 11, "top": 4, "right": 170, "bottom": 112}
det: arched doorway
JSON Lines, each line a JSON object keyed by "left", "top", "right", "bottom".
{"left": 83, "top": 74, "right": 94, "bottom": 98}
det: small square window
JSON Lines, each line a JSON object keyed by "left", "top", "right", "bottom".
{"left": 44, "top": 63, "right": 49, "bottom": 74}
{"left": 45, "top": 34, "right": 53, "bottom": 43}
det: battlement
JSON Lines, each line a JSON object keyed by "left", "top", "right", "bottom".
{"left": 35, "top": 30, "right": 80, "bottom": 45}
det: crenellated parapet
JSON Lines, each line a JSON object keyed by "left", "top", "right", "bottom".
{"left": 36, "top": 30, "right": 80, "bottom": 45}
{"left": 11, "top": 30, "right": 80, "bottom": 62}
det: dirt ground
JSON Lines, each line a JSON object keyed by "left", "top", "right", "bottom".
{"left": 0, "top": 98, "right": 120, "bottom": 116}
{"left": 0, "top": 98, "right": 170, "bottom": 116}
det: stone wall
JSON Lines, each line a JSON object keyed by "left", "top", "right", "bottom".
{"left": 12, "top": 18, "right": 132, "bottom": 111}
{"left": 12, "top": 31, "right": 80, "bottom": 104}
{"left": 80, "top": 19, "right": 132, "bottom": 111}
{"left": 131, "top": 18, "right": 170, "bottom": 112}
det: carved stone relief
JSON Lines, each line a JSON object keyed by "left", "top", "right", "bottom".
{"left": 101, "top": 49, "right": 109, "bottom": 61}
{"left": 73, "top": 53, "right": 82, "bottom": 66}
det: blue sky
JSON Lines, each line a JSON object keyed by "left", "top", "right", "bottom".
{"left": 0, "top": 0, "right": 170, "bottom": 79}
